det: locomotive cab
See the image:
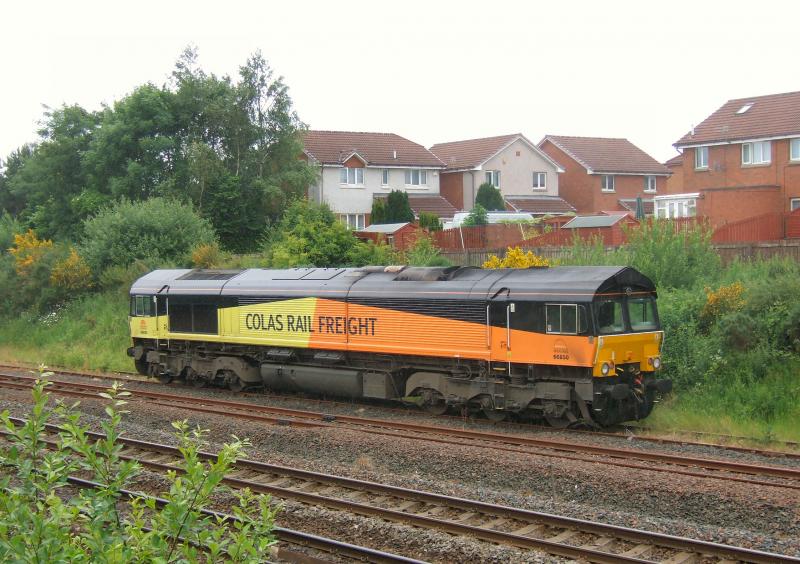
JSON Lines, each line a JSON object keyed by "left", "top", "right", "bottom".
{"left": 588, "top": 291, "right": 671, "bottom": 426}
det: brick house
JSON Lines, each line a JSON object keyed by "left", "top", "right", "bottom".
{"left": 538, "top": 135, "right": 670, "bottom": 215}
{"left": 664, "top": 153, "right": 684, "bottom": 194}
{"left": 302, "top": 131, "right": 449, "bottom": 228}
{"left": 429, "top": 133, "right": 570, "bottom": 214}
{"left": 672, "top": 91, "right": 800, "bottom": 225}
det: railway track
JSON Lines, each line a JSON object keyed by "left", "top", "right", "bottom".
{"left": 3, "top": 361, "right": 798, "bottom": 458}
{"left": 1, "top": 370, "right": 799, "bottom": 491}
{"left": 5, "top": 417, "right": 797, "bottom": 564}
{"left": 64, "top": 476, "right": 424, "bottom": 564}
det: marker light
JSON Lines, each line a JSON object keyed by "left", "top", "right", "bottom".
{"left": 601, "top": 362, "right": 611, "bottom": 376}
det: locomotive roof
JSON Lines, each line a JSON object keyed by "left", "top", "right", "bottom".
{"left": 131, "top": 266, "right": 655, "bottom": 302}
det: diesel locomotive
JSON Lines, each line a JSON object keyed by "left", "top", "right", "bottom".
{"left": 127, "top": 265, "right": 671, "bottom": 426}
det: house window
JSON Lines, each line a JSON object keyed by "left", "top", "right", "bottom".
{"left": 790, "top": 138, "right": 800, "bottom": 161}
{"left": 601, "top": 175, "right": 615, "bottom": 192}
{"left": 532, "top": 172, "right": 547, "bottom": 190}
{"left": 644, "top": 175, "right": 657, "bottom": 193}
{"left": 485, "top": 170, "right": 501, "bottom": 187}
{"left": 695, "top": 146, "right": 709, "bottom": 169}
{"left": 404, "top": 169, "right": 428, "bottom": 186}
{"left": 381, "top": 169, "right": 390, "bottom": 185}
{"left": 340, "top": 167, "right": 364, "bottom": 185}
{"left": 791, "top": 198, "right": 800, "bottom": 212}
{"left": 741, "top": 141, "right": 771, "bottom": 165}
{"left": 339, "top": 214, "right": 365, "bottom": 230}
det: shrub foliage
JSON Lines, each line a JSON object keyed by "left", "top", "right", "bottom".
{"left": 0, "top": 372, "right": 279, "bottom": 562}
{"left": 79, "top": 198, "right": 216, "bottom": 274}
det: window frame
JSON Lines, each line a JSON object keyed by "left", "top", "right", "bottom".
{"left": 485, "top": 170, "right": 501, "bottom": 188}
{"left": 741, "top": 141, "right": 771, "bottom": 166}
{"left": 601, "top": 175, "right": 615, "bottom": 192}
{"left": 791, "top": 198, "right": 800, "bottom": 212}
{"left": 340, "top": 167, "right": 364, "bottom": 186}
{"left": 340, "top": 213, "right": 366, "bottom": 230}
{"left": 595, "top": 298, "right": 627, "bottom": 335}
{"left": 404, "top": 168, "right": 428, "bottom": 186}
{"left": 627, "top": 296, "right": 659, "bottom": 332}
{"left": 695, "top": 146, "right": 709, "bottom": 170}
{"left": 532, "top": 171, "right": 547, "bottom": 190}
{"left": 381, "top": 168, "right": 390, "bottom": 185}
{"left": 790, "top": 138, "right": 800, "bottom": 162}
{"left": 644, "top": 175, "right": 657, "bottom": 193}
{"left": 545, "top": 303, "right": 588, "bottom": 335}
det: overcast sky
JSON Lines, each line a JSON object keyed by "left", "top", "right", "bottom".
{"left": 2, "top": 0, "right": 798, "bottom": 164}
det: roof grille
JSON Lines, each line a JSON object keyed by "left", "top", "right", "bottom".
{"left": 177, "top": 269, "right": 242, "bottom": 281}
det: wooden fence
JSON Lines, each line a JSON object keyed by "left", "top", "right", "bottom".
{"left": 431, "top": 224, "right": 535, "bottom": 250}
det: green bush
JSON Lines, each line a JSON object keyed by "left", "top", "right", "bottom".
{"left": 405, "top": 232, "right": 450, "bottom": 267}
{"left": 79, "top": 198, "right": 216, "bottom": 274}
{"left": 418, "top": 211, "right": 442, "bottom": 232}
{"left": 0, "top": 374, "right": 279, "bottom": 562}
{"left": 384, "top": 190, "right": 414, "bottom": 223}
{"left": 475, "top": 182, "right": 504, "bottom": 211}
{"left": 462, "top": 204, "right": 488, "bottom": 227}
{"left": 265, "top": 200, "right": 394, "bottom": 267}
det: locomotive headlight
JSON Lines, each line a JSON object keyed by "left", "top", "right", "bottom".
{"left": 601, "top": 362, "right": 611, "bottom": 376}
{"left": 652, "top": 357, "right": 662, "bottom": 369}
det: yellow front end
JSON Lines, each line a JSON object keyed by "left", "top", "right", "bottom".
{"left": 592, "top": 332, "right": 663, "bottom": 377}
{"left": 130, "top": 315, "right": 168, "bottom": 339}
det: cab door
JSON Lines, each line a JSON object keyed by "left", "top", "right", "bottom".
{"left": 489, "top": 289, "right": 514, "bottom": 371}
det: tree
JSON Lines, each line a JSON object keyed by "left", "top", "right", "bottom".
{"left": 266, "top": 200, "right": 393, "bottom": 267}
{"left": 418, "top": 211, "right": 442, "bottom": 232}
{"left": 371, "top": 198, "right": 387, "bottom": 224}
{"left": 463, "top": 204, "right": 488, "bottom": 226}
{"left": 384, "top": 190, "right": 414, "bottom": 223}
{"left": 475, "top": 182, "right": 504, "bottom": 211}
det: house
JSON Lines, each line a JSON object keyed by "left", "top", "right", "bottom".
{"left": 538, "top": 135, "right": 670, "bottom": 215}
{"left": 664, "top": 153, "right": 684, "bottom": 194}
{"left": 672, "top": 91, "right": 800, "bottom": 225}
{"left": 429, "top": 133, "right": 568, "bottom": 213}
{"left": 302, "top": 131, "right": 448, "bottom": 229}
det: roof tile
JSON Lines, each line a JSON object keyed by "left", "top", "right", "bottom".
{"left": 504, "top": 195, "right": 576, "bottom": 214}
{"left": 675, "top": 91, "right": 800, "bottom": 146}
{"left": 429, "top": 134, "right": 520, "bottom": 170}
{"left": 374, "top": 194, "right": 459, "bottom": 219}
{"left": 302, "top": 131, "right": 444, "bottom": 167}
{"left": 543, "top": 135, "right": 669, "bottom": 175}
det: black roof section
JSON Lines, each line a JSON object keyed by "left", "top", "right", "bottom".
{"left": 131, "top": 266, "right": 655, "bottom": 302}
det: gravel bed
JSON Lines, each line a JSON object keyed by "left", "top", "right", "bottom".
{"left": 1, "top": 382, "right": 798, "bottom": 559}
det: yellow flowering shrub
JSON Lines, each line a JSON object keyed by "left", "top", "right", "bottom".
{"left": 191, "top": 242, "right": 223, "bottom": 269}
{"left": 483, "top": 246, "right": 551, "bottom": 268}
{"left": 700, "top": 282, "right": 745, "bottom": 325}
{"left": 8, "top": 229, "right": 53, "bottom": 276}
{"left": 50, "top": 248, "right": 93, "bottom": 291}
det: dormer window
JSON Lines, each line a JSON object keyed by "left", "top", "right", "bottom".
{"left": 340, "top": 167, "right": 364, "bottom": 185}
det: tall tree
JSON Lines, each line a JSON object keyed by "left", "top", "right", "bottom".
{"left": 475, "top": 182, "right": 504, "bottom": 211}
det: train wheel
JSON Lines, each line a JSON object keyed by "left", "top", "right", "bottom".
{"left": 135, "top": 357, "right": 150, "bottom": 376}
{"left": 419, "top": 388, "right": 447, "bottom": 415}
{"left": 226, "top": 372, "right": 244, "bottom": 393}
{"left": 483, "top": 408, "right": 508, "bottom": 422}
{"left": 157, "top": 372, "right": 173, "bottom": 385}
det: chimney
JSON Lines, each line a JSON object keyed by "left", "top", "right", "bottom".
{"left": 392, "top": 150, "right": 397, "bottom": 159}
{"left": 690, "top": 124, "right": 695, "bottom": 136}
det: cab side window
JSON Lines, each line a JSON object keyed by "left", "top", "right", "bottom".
{"left": 130, "top": 295, "right": 154, "bottom": 317}
{"left": 546, "top": 304, "right": 588, "bottom": 335}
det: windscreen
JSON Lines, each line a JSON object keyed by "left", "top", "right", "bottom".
{"left": 628, "top": 296, "right": 658, "bottom": 331}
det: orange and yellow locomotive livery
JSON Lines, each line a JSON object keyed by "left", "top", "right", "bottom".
{"left": 128, "top": 265, "right": 671, "bottom": 426}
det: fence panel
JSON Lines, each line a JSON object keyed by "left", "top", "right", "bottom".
{"left": 711, "top": 213, "right": 784, "bottom": 243}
